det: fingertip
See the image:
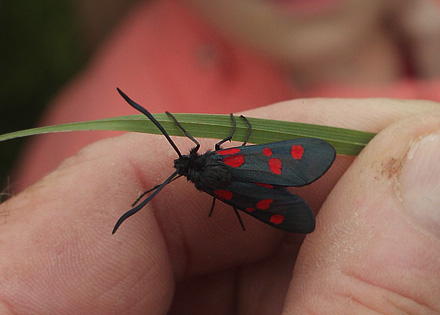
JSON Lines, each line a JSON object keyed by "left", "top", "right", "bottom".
{"left": 285, "top": 111, "right": 440, "bottom": 313}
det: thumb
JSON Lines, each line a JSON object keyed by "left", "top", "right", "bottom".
{"left": 286, "top": 110, "right": 440, "bottom": 313}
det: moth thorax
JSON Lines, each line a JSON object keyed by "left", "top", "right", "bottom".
{"left": 174, "top": 153, "right": 204, "bottom": 181}
{"left": 198, "top": 164, "right": 233, "bottom": 189}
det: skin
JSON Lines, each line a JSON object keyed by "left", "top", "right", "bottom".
{"left": 184, "top": 0, "right": 440, "bottom": 87}
{"left": 1, "top": 99, "right": 440, "bottom": 313}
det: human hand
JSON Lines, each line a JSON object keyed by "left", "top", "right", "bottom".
{"left": 0, "top": 98, "right": 439, "bottom": 314}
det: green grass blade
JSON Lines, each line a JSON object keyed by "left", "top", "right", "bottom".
{"left": 0, "top": 114, "right": 375, "bottom": 156}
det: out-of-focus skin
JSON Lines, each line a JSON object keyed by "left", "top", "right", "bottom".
{"left": 75, "top": 0, "right": 440, "bottom": 87}
{"left": 184, "top": 0, "right": 440, "bottom": 86}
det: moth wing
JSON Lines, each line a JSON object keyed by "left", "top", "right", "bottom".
{"left": 216, "top": 138, "right": 336, "bottom": 187}
{"left": 203, "top": 182, "right": 315, "bottom": 233}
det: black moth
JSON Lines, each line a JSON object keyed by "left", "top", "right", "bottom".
{"left": 112, "top": 88, "right": 336, "bottom": 234}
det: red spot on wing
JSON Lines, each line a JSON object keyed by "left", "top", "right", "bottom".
{"left": 255, "top": 183, "right": 274, "bottom": 189}
{"left": 263, "top": 147, "right": 272, "bottom": 156}
{"left": 218, "top": 148, "right": 241, "bottom": 155}
{"left": 291, "top": 145, "right": 304, "bottom": 159}
{"left": 223, "top": 154, "right": 244, "bottom": 168}
{"left": 270, "top": 214, "right": 284, "bottom": 225}
{"left": 268, "top": 158, "right": 282, "bottom": 175}
{"left": 246, "top": 207, "right": 255, "bottom": 213}
{"left": 256, "top": 199, "right": 273, "bottom": 210}
{"left": 214, "top": 190, "right": 233, "bottom": 200}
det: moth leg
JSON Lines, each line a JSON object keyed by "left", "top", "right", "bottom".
{"left": 215, "top": 113, "right": 236, "bottom": 150}
{"left": 209, "top": 197, "right": 216, "bottom": 217}
{"left": 239, "top": 115, "right": 252, "bottom": 146}
{"left": 209, "top": 199, "right": 245, "bottom": 231}
{"left": 166, "top": 111, "right": 200, "bottom": 153}
{"left": 233, "top": 207, "right": 246, "bottom": 231}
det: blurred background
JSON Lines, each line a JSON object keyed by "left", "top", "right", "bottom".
{"left": 0, "top": 0, "right": 139, "bottom": 188}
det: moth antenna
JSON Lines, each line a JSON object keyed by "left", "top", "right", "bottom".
{"left": 112, "top": 170, "right": 179, "bottom": 234}
{"left": 131, "top": 174, "right": 182, "bottom": 207}
{"left": 117, "top": 88, "right": 182, "bottom": 158}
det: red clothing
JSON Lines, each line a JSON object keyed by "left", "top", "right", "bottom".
{"left": 14, "top": 0, "right": 440, "bottom": 190}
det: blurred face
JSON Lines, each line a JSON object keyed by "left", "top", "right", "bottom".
{"left": 184, "top": 0, "right": 391, "bottom": 75}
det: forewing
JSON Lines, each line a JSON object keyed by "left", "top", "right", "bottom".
{"left": 215, "top": 138, "right": 336, "bottom": 187}
{"left": 203, "top": 182, "right": 315, "bottom": 233}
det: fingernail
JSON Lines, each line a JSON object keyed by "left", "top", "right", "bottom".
{"left": 401, "top": 133, "right": 440, "bottom": 238}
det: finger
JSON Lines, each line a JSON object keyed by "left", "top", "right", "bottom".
{"left": 0, "top": 136, "right": 176, "bottom": 314}
{"left": 286, "top": 109, "right": 440, "bottom": 313}
{"left": 0, "top": 98, "right": 436, "bottom": 313}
